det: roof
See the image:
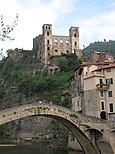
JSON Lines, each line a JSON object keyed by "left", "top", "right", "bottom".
{"left": 74, "top": 61, "right": 113, "bottom": 72}
{"left": 80, "top": 61, "right": 110, "bottom": 67}
{"left": 80, "top": 62, "right": 96, "bottom": 66}
{"left": 92, "top": 63, "right": 115, "bottom": 71}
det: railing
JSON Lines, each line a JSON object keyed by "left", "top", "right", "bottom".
{"left": 96, "top": 83, "right": 110, "bottom": 91}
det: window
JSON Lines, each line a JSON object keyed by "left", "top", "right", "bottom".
{"left": 55, "top": 49, "right": 58, "bottom": 52}
{"left": 99, "top": 79, "right": 103, "bottom": 84}
{"left": 100, "top": 91, "right": 104, "bottom": 97}
{"left": 108, "top": 91, "right": 112, "bottom": 97}
{"left": 77, "top": 101, "right": 79, "bottom": 107}
{"left": 74, "top": 33, "right": 76, "bottom": 37}
{"left": 106, "top": 78, "right": 113, "bottom": 84}
{"left": 60, "top": 40, "right": 63, "bottom": 44}
{"left": 66, "top": 50, "right": 69, "bottom": 53}
{"left": 47, "top": 47, "right": 50, "bottom": 50}
{"left": 47, "top": 32, "right": 49, "bottom": 35}
{"left": 55, "top": 68, "right": 58, "bottom": 72}
{"left": 101, "top": 101, "right": 105, "bottom": 110}
{"left": 75, "top": 41, "right": 77, "bottom": 46}
{"left": 109, "top": 103, "right": 113, "bottom": 112}
{"left": 47, "top": 40, "right": 49, "bottom": 44}
{"left": 106, "top": 68, "right": 111, "bottom": 72}
{"left": 54, "top": 39, "right": 57, "bottom": 45}
{"left": 66, "top": 40, "right": 69, "bottom": 45}
{"left": 54, "top": 39, "right": 57, "bottom": 43}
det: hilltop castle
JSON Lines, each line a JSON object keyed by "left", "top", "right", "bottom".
{"left": 33, "top": 24, "right": 82, "bottom": 65}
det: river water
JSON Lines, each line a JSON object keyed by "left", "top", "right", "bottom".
{"left": 0, "top": 143, "right": 84, "bottom": 154}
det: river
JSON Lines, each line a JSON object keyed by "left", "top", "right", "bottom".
{"left": 0, "top": 143, "right": 84, "bottom": 154}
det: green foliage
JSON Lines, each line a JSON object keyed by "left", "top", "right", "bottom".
{"left": 17, "top": 72, "right": 72, "bottom": 103}
{"left": 83, "top": 40, "right": 115, "bottom": 55}
{"left": 61, "top": 97, "right": 71, "bottom": 108}
{"left": 0, "top": 124, "right": 8, "bottom": 138}
{"left": 0, "top": 51, "right": 80, "bottom": 107}
{"left": 57, "top": 53, "right": 81, "bottom": 72}
{"left": 50, "top": 120, "right": 60, "bottom": 132}
{"left": 0, "top": 90, "right": 4, "bottom": 99}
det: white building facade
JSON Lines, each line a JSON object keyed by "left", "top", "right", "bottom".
{"left": 71, "top": 62, "right": 115, "bottom": 121}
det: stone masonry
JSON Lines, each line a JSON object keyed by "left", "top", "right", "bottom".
{"left": 33, "top": 24, "right": 82, "bottom": 64}
{"left": 0, "top": 103, "right": 115, "bottom": 154}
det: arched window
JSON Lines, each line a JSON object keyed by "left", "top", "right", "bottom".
{"left": 100, "top": 111, "right": 106, "bottom": 120}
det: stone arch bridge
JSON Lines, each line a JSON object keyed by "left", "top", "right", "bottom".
{"left": 0, "top": 103, "right": 115, "bottom": 154}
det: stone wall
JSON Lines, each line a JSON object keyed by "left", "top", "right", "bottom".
{"left": 83, "top": 89, "right": 100, "bottom": 117}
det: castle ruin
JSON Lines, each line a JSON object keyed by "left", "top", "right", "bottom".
{"left": 33, "top": 24, "right": 82, "bottom": 65}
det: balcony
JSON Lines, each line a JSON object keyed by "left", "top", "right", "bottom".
{"left": 96, "top": 83, "right": 110, "bottom": 91}
{"left": 84, "top": 71, "right": 104, "bottom": 79}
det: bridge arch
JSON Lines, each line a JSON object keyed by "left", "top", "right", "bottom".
{"left": 0, "top": 103, "right": 107, "bottom": 154}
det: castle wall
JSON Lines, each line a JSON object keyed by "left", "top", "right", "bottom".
{"left": 33, "top": 24, "right": 80, "bottom": 65}
{"left": 52, "top": 35, "right": 71, "bottom": 55}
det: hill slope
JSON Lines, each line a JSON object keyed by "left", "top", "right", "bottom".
{"left": 83, "top": 40, "right": 115, "bottom": 55}
{"left": 0, "top": 49, "right": 81, "bottom": 142}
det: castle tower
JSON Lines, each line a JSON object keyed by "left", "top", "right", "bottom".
{"left": 69, "top": 27, "right": 79, "bottom": 56}
{"left": 42, "top": 24, "right": 53, "bottom": 64}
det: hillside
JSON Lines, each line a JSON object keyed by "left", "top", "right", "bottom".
{"left": 0, "top": 49, "right": 81, "bottom": 142}
{"left": 82, "top": 40, "right": 115, "bottom": 55}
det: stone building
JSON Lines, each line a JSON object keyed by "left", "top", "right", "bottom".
{"left": 33, "top": 24, "right": 82, "bottom": 65}
{"left": 71, "top": 62, "right": 115, "bottom": 121}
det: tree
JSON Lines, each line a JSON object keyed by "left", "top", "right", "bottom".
{"left": 0, "top": 14, "right": 19, "bottom": 59}
{"left": 0, "top": 14, "right": 18, "bottom": 41}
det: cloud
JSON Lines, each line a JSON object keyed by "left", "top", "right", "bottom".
{"left": 1, "top": 0, "right": 115, "bottom": 52}
{"left": 50, "top": 0, "right": 75, "bottom": 14}
{"left": 111, "top": 2, "right": 115, "bottom": 6}
{"left": 0, "top": 0, "right": 76, "bottom": 52}
{"left": 79, "top": 10, "right": 115, "bottom": 48}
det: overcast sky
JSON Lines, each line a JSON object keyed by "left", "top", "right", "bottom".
{"left": 0, "top": 0, "right": 115, "bottom": 52}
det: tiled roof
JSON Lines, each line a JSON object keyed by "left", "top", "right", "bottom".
{"left": 92, "top": 63, "right": 115, "bottom": 71}
{"left": 80, "top": 61, "right": 110, "bottom": 66}
{"left": 80, "top": 62, "right": 96, "bottom": 66}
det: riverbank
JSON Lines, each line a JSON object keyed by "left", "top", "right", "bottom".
{"left": 0, "top": 137, "right": 68, "bottom": 149}
{"left": 0, "top": 144, "right": 17, "bottom": 146}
